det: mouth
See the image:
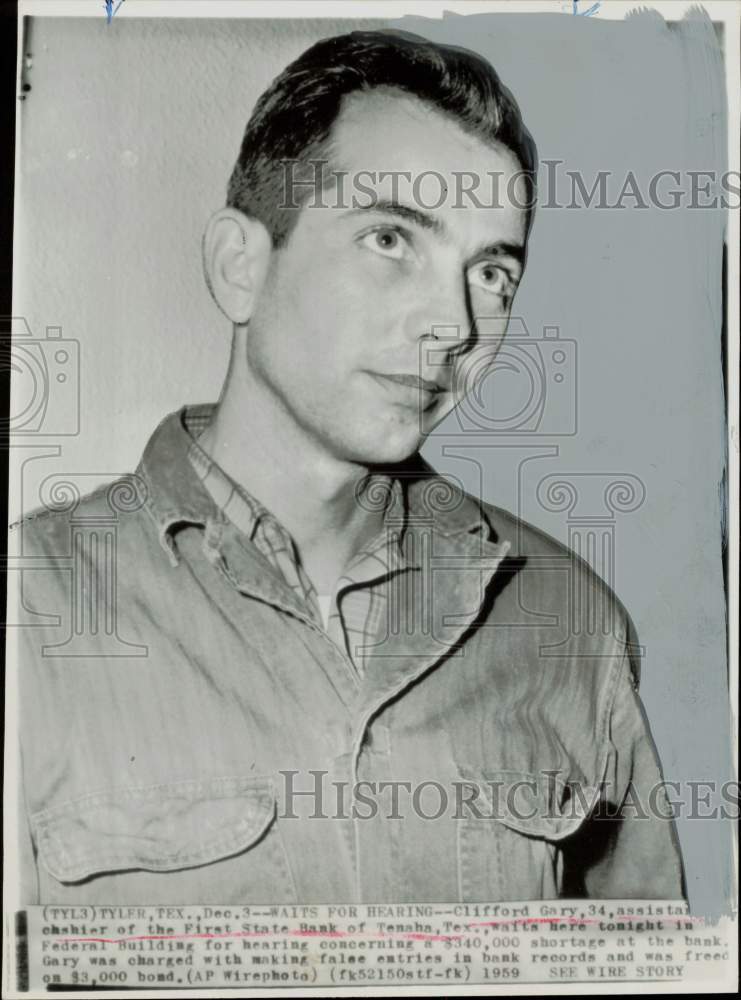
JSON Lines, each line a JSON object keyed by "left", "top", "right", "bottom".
{"left": 372, "top": 372, "right": 446, "bottom": 394}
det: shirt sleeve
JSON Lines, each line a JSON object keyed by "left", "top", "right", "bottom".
{"left": 562, "top": 650, "right": 686, "bottom": 900}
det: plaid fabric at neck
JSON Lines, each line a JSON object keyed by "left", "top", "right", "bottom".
{"left": 183, "top": 405, "right": 409, "bottom": 676}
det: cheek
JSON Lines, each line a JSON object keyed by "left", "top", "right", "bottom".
{"left": 453, "top": 311, "right": 511, "bottom": 394}
{"left": 465, "top": 307, "right": 510, "bottom": 366}
{"left": 275, "top": 248, "right": 350, "bottom": 328}
{"left": 258, "top": 238, "right": 399, "bottom": 371}
{"left": 473, "top": 311, "right": 510, "bottom": 344}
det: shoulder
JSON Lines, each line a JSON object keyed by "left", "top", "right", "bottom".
{"left": 8, "top": 474, "right": 163, "bottom": 675}
{"left": 481, "top": 496, "right": 628, "bottom": 612}
{"left": 9, "top": 473, "right": 152, "bottom": 558}
{"left": 480, "top": 498, "right": 614, "bottom": 584}
{"left": 481, "top": 498, "right": 577, "bottom": 559}
{"left": 480, "top": 496, "right": 640, "bottom": 679}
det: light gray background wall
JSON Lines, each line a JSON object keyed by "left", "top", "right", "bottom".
{"left": 11, "top": 13, "right": 730, "bottom": 913}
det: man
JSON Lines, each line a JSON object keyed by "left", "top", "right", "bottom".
{"left": 13, "top": 30, "right": 684, "bottom": 904}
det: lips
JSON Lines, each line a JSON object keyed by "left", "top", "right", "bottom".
{"left": 375, "top": 373, "right": 445, "bottom": 393}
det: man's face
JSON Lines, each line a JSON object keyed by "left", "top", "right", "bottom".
{"left": 246, "top": 88, "right": 529, "bottom": 465}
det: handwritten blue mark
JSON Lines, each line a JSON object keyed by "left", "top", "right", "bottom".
{"left": 104, "top": 0, "right": 126, "bottom": 23}
{"left": 572, "top": 0, "right": 601, "bottom": 14}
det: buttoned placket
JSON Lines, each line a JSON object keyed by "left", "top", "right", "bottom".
{"left": 211, "top": 511, "right": 512, "bottom": 901}
{"left": 348, "top": 526, "right": 512, "bottom": 902}
{"left": 205, "top": 516, "right": 379, "bottom": 893}
{"left": 199, "top": 514, "right": 417, "bottom": 899}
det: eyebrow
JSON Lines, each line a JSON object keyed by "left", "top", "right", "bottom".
{"left": 472, "top": 240, "right": 526, "bottom": 271}
{"left": 343, "top": 199, "right": 525, "bottom": 270}
{"left": 343, "top": 199, "right": 444, "bottom": 235}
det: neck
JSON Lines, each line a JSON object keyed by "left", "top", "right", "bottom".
{"left": 197, "top": 331, "right": 387, "bottom": 589}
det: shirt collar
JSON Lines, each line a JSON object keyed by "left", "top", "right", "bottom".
{"left": 185, "top": 407, "right": 281, "bottom": 545}
{"left": 137, "top": 404, "right": 497, "bottom": 564}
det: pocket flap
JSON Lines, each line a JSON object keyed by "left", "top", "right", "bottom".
{"left": 458, "top": 768, "right": 599, "bottom": 841}
{"left": 33, "top": 776, "right": 276, "bottom": 883}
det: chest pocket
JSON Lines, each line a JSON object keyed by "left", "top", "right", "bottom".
{"left": 456, "top": 768, "right": 597, "bottom": 902}
{"left": 31, "top": 776, "right": 297, "bottom": 904}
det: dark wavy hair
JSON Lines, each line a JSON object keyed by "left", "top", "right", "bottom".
{"left": 226, "top": 29, "right": 538, "bottom": 247}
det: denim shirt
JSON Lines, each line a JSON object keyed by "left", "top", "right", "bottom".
{"left": 12, "top": 406, "right": 685, "bottom": 904}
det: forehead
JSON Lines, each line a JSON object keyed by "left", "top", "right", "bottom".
{"left": 323, "top": 88, "right": 528, "bottom": 245}
{"left": 333, "top": 88, "right": 514, "bottom": 165}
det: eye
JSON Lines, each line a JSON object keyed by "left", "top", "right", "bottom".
{"left": 360, "top": 227, "right": 408, "bottom": 260}
{"left": 468, "top": 260, "right": 510, "bottom": 295}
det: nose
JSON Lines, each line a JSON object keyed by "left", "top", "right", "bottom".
{"left": 400, "top": 271, "right": 473, "bottom": 360}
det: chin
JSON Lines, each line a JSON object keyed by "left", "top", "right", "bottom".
{"left": 348, "top": 428, "right": 423, "bottom": 466}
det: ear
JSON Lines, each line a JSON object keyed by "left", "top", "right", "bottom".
{"left": 202, "top": 208, "right": 272, "bottom": 324}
